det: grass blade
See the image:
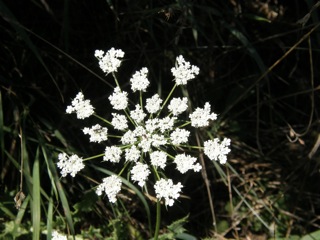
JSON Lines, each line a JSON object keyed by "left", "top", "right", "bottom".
{"left": 32, "top": 147, "right": 41, "bottom": 240}
{"left": 0, "top": 90, "right": 4, "bottom": 161}
{"left": 47, "top": 194, "right": 54, "bottom": 240}
{"left": 47, "top": 154, "right": 75, "bottom": 237}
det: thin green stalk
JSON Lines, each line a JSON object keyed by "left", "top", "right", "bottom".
{"left": 157, "top": 83, "right": 177, "bottom": 117}
{"left": 153, "top": 200, "right": 161, "bottom": 240}
{"left": 83, "top": 153, "right": 104, "bottom": 161}
{"left": 152, "top": 166, "right": 161, "bottom": 239}
{"left": 112, "top": 72, "right": 120, "bottom": 88}
{"left": 94, "top": 113, "right": 112, "bottom": 125}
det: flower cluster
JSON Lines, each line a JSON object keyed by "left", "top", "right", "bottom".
{"left": 57, "top": 153, "right": 84, "bottom": 177}
{"left": 59, "top": 48, "right": 231, "bottom": 207}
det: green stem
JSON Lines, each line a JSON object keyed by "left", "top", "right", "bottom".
{"left": 154, "top": 200, "right": 161, "bottom": 240}
{"left": 112, "top": 72, "right": 120, "bottom": 88}
{"left": 94, "top": 113, "right": 112, "bottom": 126}
{"left": 156, "top": 83, "right": 177, "bottom": 118}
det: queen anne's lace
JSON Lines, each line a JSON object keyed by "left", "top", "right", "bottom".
{"left": 204, "top": 138, "right": 231, "bottom": 164}
{"left": 150, "top": 151, "right": 167, "bottom": 169}
{"left": 145, "top": 94, "right": 162, "bottom": 114}
{"left": 189, "top": 102, "right": 217, "bottom": 128}
{"left": 174, "top": 153, "right": 202, "bottom": 174}
{"left": 57, "top": 153, "right": 84, "bottom": 177}
{"left": 154, "top": 179, "right": 183, "bottom": 207}
{"left": 168, "top": 97, "right": 188, "bottom": 116}
{"left": 96, "top": 175, "right": 122, "bottom": 203}
{"left": 130, "top": 67, "right": 150, "bottom": 92}
{"left": 66, "top": 92, "right": 94, "bottom": 119}
{"left": 131, "top": 162, "right": 150, "bottom": 186}
{"left": 171, "top": 55, "right": 200, "bottom": 85}
{"left": 60, "top": 48, "right": 231, "bottom": 206}
{"left": 104, "top": 146, "right": 122, "bottom": 163}
{"left": 95, "top": 48, "right": 124, "bottom": 74}
{"left": 109, "top": 87, "right": 128, "bottom": 110}
{"left": 83, "top": 124, "right": 108, "bottom": 143}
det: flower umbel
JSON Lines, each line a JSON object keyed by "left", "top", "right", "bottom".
{"left": 171, "top": 55, "right": 200, "bottom": 85}
{"left": 130, "top": 67, "right": 150, "bottom": 92}
{"left": 204, "top": 138, "right": 231, "bottom": 164}
{"left": 109, "top": 86, "right": 128, "bottom": 110}
{"left": 154, "top": 178, "right": 183, "bottom": 207}
{"left": 131, "top": 162, "right": 150, "bottom": 187}
{"left": 96, "top": 175, "right": 122, "bottom": 203}
{"left": 174, "top": 153, "right": 202, "bottom": 174}
{"left": 95, "top": 48, "right": 124, "bottom": 74}
{"left": 57, "top": 153, "right": 84, "bottom": 177}
{"left": 66, "top": 92, "right": 94, "bottom": 119}
{"left": 61, "top": 48, "right": 231, "bottom": 210}
{"left": 83, "top": 124, "right": 108, "bottom": 143}
{"left": 189, "top": 102, "right": 217, "bottom": 128}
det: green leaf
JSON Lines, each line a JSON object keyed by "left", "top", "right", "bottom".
{"left": 0, "top": 90, "right": 4, "bottom": 161}
{"left": 73, "top": 190, "right": 98, "bottom": 214}
{"left": 47, "top": 195, "right": 54, "bottom": 240}
{"left": 13, "top": 195, "right": 30, "bottom": 238}
{"left": 32, "top": 147, "right": 41, "bottom": 240}
{"left": 167, "top": 215, "right": 189, "bottom": 234}
{"left": 47, "top": 154, "right": 75, "bottom": 237}
{"left": 301, "top": 229, "right": 320, "bottom": 240}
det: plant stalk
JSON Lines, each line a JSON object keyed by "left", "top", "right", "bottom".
{"left": 153, "top": 200, "right": 161, "bottom": 240}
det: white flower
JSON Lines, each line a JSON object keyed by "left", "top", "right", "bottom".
{"left": 158, "top": 116, "right": 176, "bottom": 133}
{"left": 130, "top": 104, "right": 146, "bottom": 123}
{"left": 133, "top": 126, "right": 147, "bottom": 138}
{"left": 83, "top": 124, "right": 108, "bottom": 143}
{"left": 154, "top": 179, "right": 183, "bottom": 207}
{"left": 170, "top": 128, "right": 190, "bottom": 145}
{"left": 130, "top": 67, "right": 150, "bottom": 92}
{"left": 66, "top": 92, "right": 94, "bottom": 119}
{"left": 111, "top": 113, "right": 128, "bottom": 130}
{"left": 131, "top": 162, "right": 150, "bottom": 187}
{"left": 95, "top": 48, "right": 124, "bottom": 74}
{"left": 52, "top": 231, "right": 67, "bottom": 240}
{"left": 121, "top": 130, "right": 136, "bottom": 145}
{"left": 150, "top": 151, "right": 167, "bottom": 169}
{"left": 103, "top": 146, "right": 122, "bottom": 163}
{"left": 171, "top": 55, "right": 199, "bottom": 85}
{"left": 174, "top": 153, "right": 201, "bottom": 174}
{"left": 109, "top": 87, "right": 128, "bottom": 110}
{"left": 168, "top": 97, "right": 188, "bottom": 116}
{"left": 151, "top": 134, "right": 167, "bottom": 147}
{"left": 138, "top": 133, "right": 153, "bottom": 152}
{"left": 145, "top": 118, "right": 159, "bottom": 132}
{"left": 125, "top": 145, "right": 141, "bottom": 162}
{"left": 57, "top": 153, "right": 84, "bottom": 177}
{"left": 94, "top": 49, "right": 104, "bottom": 58}
{"left": 204, "top": 138, "right": 231, "bottom": 164}
{"left": 96, "top": 175, "right": 122, "bottom": 203}
{"left": 189, "top": 102, "right": 217, "bottom": 128}
{"left": 145, "top": 94, "right": 163, "bottom": 114}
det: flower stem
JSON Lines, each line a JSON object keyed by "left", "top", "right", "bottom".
{"left": 154, "top": 200, "right": 161, "bottom": 240}
{"left": 157, "top": 83, "right": 177, "bottom": 117}
{"left": 94, "top": 114, "right": 112, "bottom": 126}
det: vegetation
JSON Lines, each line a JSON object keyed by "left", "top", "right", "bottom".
{"left": 1, "top": 0, "right": 320, "bottom": 239}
